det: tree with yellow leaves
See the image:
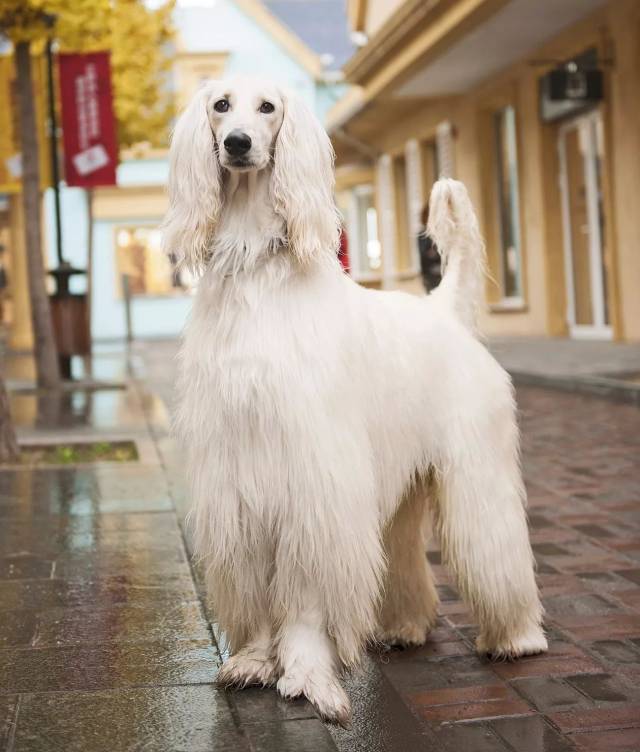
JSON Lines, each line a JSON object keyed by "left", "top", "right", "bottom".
{"left": 55, "top": 0, "right": 176, "bottom": 148}
{"left": 109, "top": 0, "right": 175, "bottom": 148}
{"left": 0, "top": 0, "right": 175, "bottom": 398}
{"left": 0, "top": 1, "right": 65, "bottom": 391}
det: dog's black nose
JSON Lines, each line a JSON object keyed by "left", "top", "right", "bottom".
{"left": 224, "top": 131, "right": 252, "bottom": 156}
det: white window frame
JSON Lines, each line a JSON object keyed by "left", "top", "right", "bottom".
{"left": 493, "top": 105, "right": 525, "bottom": 307}
{"left": 347, "top": 184, "right": 383, "bottom": 284}
{"left": 557, "top": 110, "right": 611, "bottom": 340}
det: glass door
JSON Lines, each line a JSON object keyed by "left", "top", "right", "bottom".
{"left": 558, "top": 111, "right": 611, "bottom": 339}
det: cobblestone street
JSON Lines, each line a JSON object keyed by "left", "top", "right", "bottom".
{"left": 1, "top": 344, "right": 639, "bottom": 751}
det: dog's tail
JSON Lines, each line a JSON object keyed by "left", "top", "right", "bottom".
{"left": 426, "top": 178, "right": 487, "bottom": 333}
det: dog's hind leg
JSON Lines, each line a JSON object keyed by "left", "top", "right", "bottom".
{"left": 432, "top": 396, "right": 547, "bottom": 659}
{"left": 377, "top": 478, "right": 439, "bottom": 647}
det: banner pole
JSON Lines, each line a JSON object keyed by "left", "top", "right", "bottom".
{"left": 45, "top": 33, "right": 65, "bottom": 268}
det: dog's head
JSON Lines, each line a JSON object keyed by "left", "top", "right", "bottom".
{"left": 162, "top": 76, "right": 340, "bottom": 272}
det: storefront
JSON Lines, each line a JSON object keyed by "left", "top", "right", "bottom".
{"left": 330, "top": 0, "right": 640, "bottom": 341}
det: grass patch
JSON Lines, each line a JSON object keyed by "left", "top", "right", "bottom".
{"left": 13, "top": 441, "right": 138, "bottom": 466}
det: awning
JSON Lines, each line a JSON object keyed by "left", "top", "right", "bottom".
{"left": 328, "top": 0, "right": 608, "bottom": 135}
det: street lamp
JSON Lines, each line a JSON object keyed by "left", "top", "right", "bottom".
{"left": 43, "top": 13, "right": 90, "bottom": 379}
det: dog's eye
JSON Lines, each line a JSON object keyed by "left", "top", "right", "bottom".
{"left": 214, "top": 99, "right": 230, "bottom": 113}
{"left": 259, "top": 101, "right": 275, "bottom": 114}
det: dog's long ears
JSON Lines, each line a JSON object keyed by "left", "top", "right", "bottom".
{"left": 270, "top": 91, "right": 341, "bottom": 265}
{"left": 162, "top": 84, "right": 222, "bottom": 273}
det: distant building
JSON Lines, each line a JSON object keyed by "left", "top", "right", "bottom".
{"left": 0, "top": 0, "right": 352, "bottom": 347}
{"left": 330, "top": 0, "right": 640, "bottom": 342}
{"left": 264, "top": 0, "right": 355, "bottom": 72}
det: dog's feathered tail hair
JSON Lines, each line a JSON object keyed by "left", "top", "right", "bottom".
{"left": 426, "top": 178, "right": 487, "bottom": 334}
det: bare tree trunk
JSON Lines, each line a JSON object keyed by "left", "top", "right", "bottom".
{"left": 15, "top": 41, "right": 61, "bottom": 389}
{"left": 0, "top": 375, "right": 19, "bottom": 462}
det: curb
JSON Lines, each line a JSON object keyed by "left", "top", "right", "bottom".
{"left": 7, "top": 379, "right": 126, "bottom": 394}
{"left": 509, "top": 370, "right": 640, "bottom": 406}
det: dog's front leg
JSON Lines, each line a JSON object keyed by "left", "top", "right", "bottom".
{"left": 211, "top": 543, "right": 278, "bottom": 687}
{"left": 275, "top": 586, "right": 351, "bottom": 727}
{"left": 217, "top": 621, "right": 278, "bottom": 688}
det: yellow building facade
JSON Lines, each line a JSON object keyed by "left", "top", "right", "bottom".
{"left": 330, "top": 0, "right": 640, "bottom": 342}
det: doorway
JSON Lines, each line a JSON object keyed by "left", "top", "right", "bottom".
{"left": 558, "top": 110, "right": 611, "bottom": 339}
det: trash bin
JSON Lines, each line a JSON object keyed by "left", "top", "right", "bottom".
{"left": 49, "top": 293, "right": 90, "bottom": 355}
{"left": 48, "top": 266, "right": 91, "bottom": 379}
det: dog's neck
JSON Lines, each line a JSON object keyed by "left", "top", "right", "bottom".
{"left": 209, "top": 166, "right": 286, "bottom": 278}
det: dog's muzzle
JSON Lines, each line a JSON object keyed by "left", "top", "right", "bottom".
{"left": 224, "top": 130, "right": 252, "bottom": 157}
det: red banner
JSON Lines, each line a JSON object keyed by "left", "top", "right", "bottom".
{"left": 58, "top": 52, "right": 118, "bottom": 187}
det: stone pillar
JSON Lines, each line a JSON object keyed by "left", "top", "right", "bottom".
{"left": 405, "top": 138, "right": 423, "bottom": 273}
{"left": 436, "top": 120, "right": 456, "bottom": 178}
{"left": 377, "top": 153, "right": 396, "bottom": 289}
{"left": 607, "top": 0, "right": 640, "bottom": 341}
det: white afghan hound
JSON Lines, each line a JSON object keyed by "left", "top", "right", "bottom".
{"left": 163, "top": 77, "right": 546, "bottom": 726}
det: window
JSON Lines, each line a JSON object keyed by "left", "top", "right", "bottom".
{"left": 115, "top": 226, "right": 193, "bottom": 297}
{"left": 354, "top": 187, "right": 381, "bottom": 273}
{"left": 493, "top": 106, "right": 522, "bottom": 300}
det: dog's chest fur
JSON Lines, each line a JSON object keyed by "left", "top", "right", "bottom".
{"left": 178, "top": 263, "right": 357, "bottom": 452}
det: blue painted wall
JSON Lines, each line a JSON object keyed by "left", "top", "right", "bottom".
{"left": 43, "top": 157, "right": 184, "bottom": 341}
{"left": 44, "top": 0, "right": 345, "bottom": 341}
{"left": 176, "top": 3, "right": 316, "bottom": 105}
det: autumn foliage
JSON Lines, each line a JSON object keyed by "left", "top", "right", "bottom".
{"left": 0, "top": 0, "right": 176, "bottom": 393}
{"left": 0, "top": 0, "right": 176, "bottom": 148}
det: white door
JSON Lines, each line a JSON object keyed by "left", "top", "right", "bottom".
{"left": 558, "top": 111, "right": 611, "bottom": 339}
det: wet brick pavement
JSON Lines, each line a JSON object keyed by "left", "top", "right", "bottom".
{"left": 1, "top": 354, "right": 640, "bottom": 750}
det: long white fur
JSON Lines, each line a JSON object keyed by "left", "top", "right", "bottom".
{"left": 164, "top": 77, "right": 547, "bottom": 726}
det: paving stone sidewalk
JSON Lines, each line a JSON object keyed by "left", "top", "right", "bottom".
{"left": 489, "top": 336, "right": 640, "bottom": 378}
{"left": 1, "top": 341, "right": 639, "bottom": 751}
{"left": 489, "top": 336, "right": 640, "bottom": 405}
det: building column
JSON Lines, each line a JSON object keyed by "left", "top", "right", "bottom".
{"left": 436, "top": 121, "right": 456, "bottom": 178}
{"left": 517, "top": 66, "right": 552, "bottom": 335}
{"left": 376, "top": 153, "right": 396, "bottom": 289}
{"left": 608, "top": 0, "right": 640, "bottom": 341}
{"left": 8, "top": 195, "right": 34, "bottom": 351}
{"left": 405, "top": 138, "right": 422, "bottom": 273}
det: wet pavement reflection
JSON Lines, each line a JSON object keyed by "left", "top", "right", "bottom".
{"left": 10, "top": 686, "right": 245, "bottom": 752}
{"left": 10, "top": 388, "right": 142, "bottom": 434}
{"left": 1, "top": 341, "right": 639, "bottom": 751}
{"left": 5, "top": 347, "right": 146, "bottom": 440}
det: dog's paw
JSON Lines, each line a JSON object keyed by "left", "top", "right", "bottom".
{"left": 476, "top": 624, "right": 548, "bottom": 660}
{"left": 217, "top": 647, "right": 278, "bottom": 688}
{"left": 377, "top": 621, "right": 431, "bottom": 648}
{"left": 277, "top": 671, "right": 351, "bottom": 728}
